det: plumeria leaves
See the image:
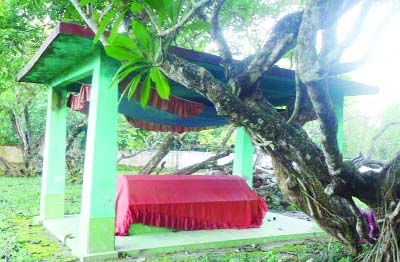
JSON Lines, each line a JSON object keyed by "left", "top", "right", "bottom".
{"left": 150, "top": 67, "right": 170, "bottom": 100}
{"left": 140, "top": 72, "right": 152, "bottom": 108}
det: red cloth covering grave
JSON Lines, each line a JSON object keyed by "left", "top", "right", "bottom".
{"left": 115, "top": 175, "right": 268, "bottom": 236}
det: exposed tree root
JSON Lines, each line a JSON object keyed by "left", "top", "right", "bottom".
{"left": 358, "top": 205, "right": 400, "bottom": 262}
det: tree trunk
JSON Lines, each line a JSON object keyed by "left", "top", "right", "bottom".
{"left": 11, "top": 110, "right": 30, "bottom": 168}
{"left": 23, "top": 106, "right": 32, "bottom": 152}
{"left": 161, "top": 53, "right": 369, "bottom": 254}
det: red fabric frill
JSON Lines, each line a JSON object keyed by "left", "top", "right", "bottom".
{"left": 67, "top": 84, "right": 90, "bottom": 114}
{"left": 115, "top": 175, "right": 268, "bottom": 236}
{"left": 68, "top": 84, "right": 205, "bottom": 118}
{"left": 130, "top": 83, "right": 205, "bottom": 118}
{"left": 125, "top": 116, "right": 220, "bottom": 133}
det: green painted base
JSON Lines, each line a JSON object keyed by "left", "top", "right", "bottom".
{"left": 79, "top": 251, "right": 118, "bottom": 262}
{"left": 122, "top": 232, "right": 328, "bottom": 257}
{"left": 43, "top": 213, "right": 327, "bottom": 262}
{"left": 129, "top": 223, "right": 176, "bottom": 235}
{"left": 83, "top": 217, "right": 115, "bottom": 254}
{"left": 41, "top": 194, "right": 65, "bottom": 219}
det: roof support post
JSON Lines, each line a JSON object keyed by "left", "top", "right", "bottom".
{"left": 332, "top": 90, "right": 344, "bottom": 153}
{"left": 40, "top": 87, "right": 67, "bottom": 220}
{"left": 79, "top": 51, "right": 118, "bottom": 259}
{"left": 233, "top": 127, "right": 254, "bottom": 187}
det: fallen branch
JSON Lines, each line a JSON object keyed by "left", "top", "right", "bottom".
{"left": 117, "top": 149, "right": 145, "bottom": 164}
{"left": 154, "top": 161, "right": 167, "bottom": 175}
{"left": 175, "top": 150, "right": 232, "bottom": 175}
{"left": 139, "top": 132, "right": 176, "bottom": 174}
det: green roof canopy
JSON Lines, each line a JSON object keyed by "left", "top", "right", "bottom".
{"left": 17, "top": 22, "right": 378, "bottom": 131}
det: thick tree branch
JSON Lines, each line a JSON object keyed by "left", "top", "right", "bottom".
{"left": 161, "top": 54, "right": 331, "bottom": 185}
{"left": 297, "top": 1, "right": 344, "bottom": 179}
{"left": 235, "top": 11, "right": 303, "bottom": 88}
{"left": 297, "top": 1, "right": 324, "bottom": 83}
{"left": 209, "top": 0, "right": 232, "bottom": 62}
{"left": 306, "top": 81, "right": 343, "bottom": 177}
{"left": 287, "top": 52, "right": 315, "bottom": 126}
{"left": 221, "top": 125, "right": 235, "bottom": 147}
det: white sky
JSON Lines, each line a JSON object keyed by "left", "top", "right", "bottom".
{"left": 211, "top": 2, "right": 400, "bottom": 121}
{"left": 339, "top": 3, "right": 400, "bottom": 119}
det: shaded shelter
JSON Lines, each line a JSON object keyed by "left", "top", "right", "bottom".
{"left": 17, "top": 23, "right": 378, "bottom": 261}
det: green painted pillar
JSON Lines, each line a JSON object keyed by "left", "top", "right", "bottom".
{"left": 79, "top": 52, "right": 118, "bottom": 257}
{"left": 233, "top": 127, "right": 254, "bottom": 187}
{"left": 332, "top": 91, "right": 344, "bottom": 153}
{"left": 40, "top": 87, "right": 67, "bottom": 220}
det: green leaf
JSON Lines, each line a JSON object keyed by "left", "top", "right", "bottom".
{"left": 127, "top": 73, "right": 144, "bottom": 100}
{"left": 118, "top": 65, "right": 148, "bottom": 82}
{"left": 150, "top": 67, "right": 170, "bottom": 99}
{"left": 108, "top": 34, "right": 144, "bottom": 60}
{"left": 132, "top": 20, "right": 153, "bottom": 51}
{"left": 94, "top": 8, "right": 118, "bottom": 44}
{"left": 108, "top": 34, "right": 137, "bottom": 50}
{"left": 130, "top": 3, "right": 142, "bottom": 14}
{"left": 185, "top": 21, "right": 212, "bottom": 31}
{"left": 109, "top": 9, "right": 128, "bottom": 43}
{"left": 143, "top": 0, "right": 165, "bottom": 14}
{"left": 140, "top": 73, "right": 151, "bottom": 108}
{"left": 144, "top": 0, "right": 180, "bottom": 23}
{"left": 104, "top": 45, "right": 139, "bottom": 61}
{"left": 117, "top": 60, "right": 143, "bottom": 74}
{"left": 118, "top": 83, "right": 129, "bottom": 104}
{"left": 78, "top": 0, "right": 92, "bottom": 7}
{"left": 172, "top": 0, "right": 183, "bottom": 23}
{"left": 110, "top": 62, "right": 147, "bottom": 89}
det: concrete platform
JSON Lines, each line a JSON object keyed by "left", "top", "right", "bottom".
{"left": 43, "top": 212, "right": 327, "bottom": 261}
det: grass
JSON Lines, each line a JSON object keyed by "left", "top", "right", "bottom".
{"left": 0, "top": 176, "right": 354, "bottom": 262}
{"left": 0, "top": 176, "right": 79, "bottom": 262}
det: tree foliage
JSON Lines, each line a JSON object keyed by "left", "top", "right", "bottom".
{"left": 344, "top": 99, "right": 400, "bottom": 161}
{"left": 0, "top": 0, "right": 84, "bottom": 172}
